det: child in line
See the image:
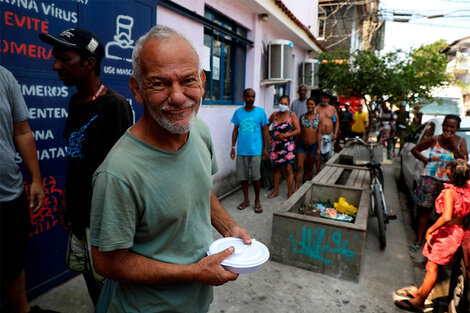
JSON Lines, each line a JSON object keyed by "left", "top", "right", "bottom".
{"left": 393, "top": 159, "right": 470, "bottom": 312}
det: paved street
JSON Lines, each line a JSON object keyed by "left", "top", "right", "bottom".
{"left": 30, "top": 153, "right": 449, "bottom": 313}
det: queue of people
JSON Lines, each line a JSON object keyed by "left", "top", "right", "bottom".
{"left": 2, "top": 23, "right": 469, "bottom": 313}
{"left": 227, "top": 82, "right": 470, "bottom": 313}
{"left": 229, "top": 87, "right": 343, "bottom": 209}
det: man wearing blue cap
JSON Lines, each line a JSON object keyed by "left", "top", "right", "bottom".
{"left": 39, "top": 28, "right": 134, "bottom": 305}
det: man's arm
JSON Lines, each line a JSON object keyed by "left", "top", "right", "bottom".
{"left": 316, "top": 122, "right": 323, "bottom": 155}
{"left": 91, "top": 244, "right": 238, "bottom": 286}
{"left": 92, "top": 190, "right": 251, "bottom": 286}
{"left": 230, "top": 125, "right": 238, "bottom": 160}
{"left": 210, "top": 191, "right": 252, "bottom": 244}
{"left": 13, "top": 120, "right": 44, "bottom": 212}
{"left": 332, "top": 106, "right": 339, "bottom": 140}
{"left": 261, "top": 125, "right": 269, "bottom": 160}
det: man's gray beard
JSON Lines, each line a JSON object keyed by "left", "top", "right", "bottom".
{"left": 147, "top": 101, "right": 197, "bottom": 134}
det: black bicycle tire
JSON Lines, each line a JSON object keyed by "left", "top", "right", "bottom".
{"left": 376, "top": 167, "right": 384, "bottom": 188}
{"left": 377, "top": 179, "right": 389, "bottom": 225}
{"left": 374, "top": 183, "right": 387, "bottom": 249}
{"left": 370, "top": 187, "right": 376, "bottom": 216}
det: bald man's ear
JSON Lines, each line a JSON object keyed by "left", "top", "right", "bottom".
{"left": 199, "top": 70, "right": 206, "bottom": 97}
{"left": 129, "top": 76, "right": 144, "bottom": 104}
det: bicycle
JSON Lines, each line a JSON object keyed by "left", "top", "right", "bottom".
{"left": 347, "top": 136, "right": 389, "bottom": 249}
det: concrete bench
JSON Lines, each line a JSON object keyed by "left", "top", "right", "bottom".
{"left": 326, "top": 146, "right": 355, "bottom": 166}
{"left": 312, "top": 164, "right": 370, "bottom": 190}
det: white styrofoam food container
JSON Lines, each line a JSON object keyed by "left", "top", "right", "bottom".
{"left": 207, "top": 237, "right": 270, "bottom": 274}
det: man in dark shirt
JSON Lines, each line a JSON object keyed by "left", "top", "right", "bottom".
{"left": 39, "top": 28, "right": 133, "bottom": 305}
{"left": 341, "top": 102, "right": 353, "bottom": 141}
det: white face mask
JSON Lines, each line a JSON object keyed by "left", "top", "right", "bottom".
{"left": 279, "top": 104, "right": 289, "bottom": 112}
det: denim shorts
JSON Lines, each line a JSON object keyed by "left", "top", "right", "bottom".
{"left": 296, "top": 141, "right": 318, "bottom": 155}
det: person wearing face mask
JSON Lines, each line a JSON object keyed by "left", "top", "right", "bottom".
{"left": 266, "top": 95, "right": 301, "bottom": 199}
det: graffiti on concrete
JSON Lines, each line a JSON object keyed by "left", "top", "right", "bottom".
{"left": 289, "top": 226, "right": 357, "bottom": 264}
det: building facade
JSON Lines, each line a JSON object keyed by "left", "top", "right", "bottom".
{"left": 442, "top": 36, "right": 470, "bottom": 110}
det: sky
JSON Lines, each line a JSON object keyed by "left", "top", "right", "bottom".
{"left": 379, "top": 0, "right": 470, "bottom": 52}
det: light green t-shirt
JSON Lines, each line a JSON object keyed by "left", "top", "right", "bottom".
{"left": 90, "top": 117, "right": 218, "bottom": 313}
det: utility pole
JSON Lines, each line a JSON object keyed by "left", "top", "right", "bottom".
{"left": 361, "top": 0, "right": 382, "bottom": 50}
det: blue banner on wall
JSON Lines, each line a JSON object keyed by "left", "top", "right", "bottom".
{"left": 0, "top": 0, "right": 154, "bottom": 301}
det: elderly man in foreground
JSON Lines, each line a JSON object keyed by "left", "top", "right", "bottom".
{"left": 90, "top": 25, "right": 252, "bottom": 313}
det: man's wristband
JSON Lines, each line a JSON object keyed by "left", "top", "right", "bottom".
{"left": 232, "top": 146, "right": 236, "bottom": 149}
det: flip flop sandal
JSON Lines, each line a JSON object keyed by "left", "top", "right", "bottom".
{"left": 254, "top": 206, "right": 263, "bottom": 213}
{"left": 394, "top": 299, "right": 423, "bottom": 312}
{"left": 237, "top": 202, "right": 249, "bottom": 210}
{"left": 393, "top": 286, "right": 417, "bottom": 301}
{"left": 409, "top": 244, "right": 421, "bottom": 252}
{"left": 422, "top": 299, "right": 433, "bottom": 313}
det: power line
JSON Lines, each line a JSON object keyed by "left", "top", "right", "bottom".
{"left": 439, "top": 0, "right": 470, "bottom": 3}
{"left": 381, "top": 18, "right": 470, "bottom": 29}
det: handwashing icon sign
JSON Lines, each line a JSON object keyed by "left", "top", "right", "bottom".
{"left": 105, "top": 15, "right": 135, "bottom": 62}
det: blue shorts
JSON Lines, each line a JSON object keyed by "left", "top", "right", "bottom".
{"left": 296, "top": 141, "right": 318, "bottom": 155}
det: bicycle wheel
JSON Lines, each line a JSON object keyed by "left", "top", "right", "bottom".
{"left": 375, "top": 167, "right": 384, "bottom": 188}
{"left": 373, "top": 183, "right": 387, "bottom": 249}
{"left": 373, "top": 176, "right": 389, "bottom": 224}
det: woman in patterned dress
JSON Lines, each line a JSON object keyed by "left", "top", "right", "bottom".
{"left": 410, "top": 115, "right": 468, "bottom": 251}
{"left": 394, "top": 159, "right": 470, "bottom": 312}
{"left": 267, "top": 95, "right": 300, "bottom": 198}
